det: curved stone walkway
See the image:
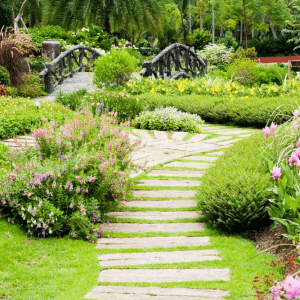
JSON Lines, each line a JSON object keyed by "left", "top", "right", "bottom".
{"left": 84, "top": 125, "right": 256, "bottom": 300}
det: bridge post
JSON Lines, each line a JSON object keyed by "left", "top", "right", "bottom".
{"left": 141, "top": 61, "right": 153, "bottom": 77}
{"left": 79, "top": 49, "right": 84, "bottom": 72}
{"left": 68, "top": 54, "right": 74, "bottom": 78}
{"left": 44, "top": 63, "right": 55, "bottom": 94}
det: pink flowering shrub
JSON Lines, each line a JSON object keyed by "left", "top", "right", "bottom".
{"left": 0, "top": 109, "right": 142, "bottom": 241}
{"left": 263, "top": 110, "right": 300, "bottom": 242}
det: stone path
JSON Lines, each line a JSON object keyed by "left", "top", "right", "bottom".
{"left": 84, "top": 125, "right": 257, "bottom": 299}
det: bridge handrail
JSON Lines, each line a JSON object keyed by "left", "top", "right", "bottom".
{"left": 139, "top": 43, "right": 207, "bottom": 80}
{"left": 39, "top": 45, "right": 102, "bottom": 94}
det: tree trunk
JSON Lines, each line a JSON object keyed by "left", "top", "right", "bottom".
{"left": 178, "top": 0, "right": 187, "bottom": 44}
{"left": 189, "top": 0, "right": 192, "bottom": 33}
{"left": 269, "top": 19, "right": 277, "bottom": 38}
{"left": 199, "top": 14, "right": 203, "bottom": 30}
{"left": 243, "top": 0, "right": 247, "bottom": 49}
{"left": 240, "top": 22, "right": 243, "bottom": 44}
{"left": 252, "top": 30, "right": 255, "bottom": 38}
{"left": 14, "top": 0, "right": 30, "bottom": 32}
{"left": 220, "top": 27, "right": 223, "bottom": 37}
{"left": 212, "top": 5, "right": 215, "bottom": 44}
{"left": 103, "top": 7, "right": 111, "bottom": 34}
{"left": 282, "top": 26, "right": 285, "bottom": 37}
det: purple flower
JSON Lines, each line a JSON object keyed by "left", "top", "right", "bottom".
{"left": 52, "top": 182, "right": 57, "bottom": 189}
{"left": 263, "top": 126, "right": 271, "bottom": 138}
{"left": 49, "top": 212, "right": 54, "bottom": 217}
{"left": 271, "top": 166, "right": 282, "bottom": 180}
{"left": 270, "top": 122, "right": 277, "bottom": 132}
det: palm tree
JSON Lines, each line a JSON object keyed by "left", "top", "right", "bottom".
{"left": 42, "top": 0, "right": 168, "bottom": 35}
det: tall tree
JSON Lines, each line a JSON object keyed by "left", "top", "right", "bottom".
{"left": 42, "top": 0, "right": 168, "bottom": 36}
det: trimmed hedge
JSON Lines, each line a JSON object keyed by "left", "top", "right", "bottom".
{"left": 197, "top": 132, "right": 272, "bottom": 232}
{"left": 0, "top": 97, "right": 74, "bottom": 139}
{"left": 140, "top": 94, "right": 297, "bottom": 128}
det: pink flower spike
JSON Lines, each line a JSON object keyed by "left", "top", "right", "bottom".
{"left": 263, "top": 126, "right": 271, "bottom": 138}
{"left": 293, "top": 109, "right": 300, "bottom": 118}
{"left": 289, "top": 152, "right": 299, "bottom": 166}
{"left": 270, "top": 122, "right": 277, "bottom": 132}
{"left": 297, "top": 138, "right": 300, "bottom": 148}
{"left": 271, "top": 166, "right": 282, "bottom": 180}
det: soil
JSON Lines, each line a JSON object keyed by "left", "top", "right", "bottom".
{"left": 243, "top": 224, "right": 295, "bottom": 260}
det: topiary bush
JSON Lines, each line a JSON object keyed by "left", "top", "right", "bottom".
{"left": 132, "top": 107, "right": 204, "bottom": 133}
{"left": 197, "top": 132, "right": 272, "bottom": 232}
{"left": 230, "top": 46, "right": 257, "bottom": 64}
{"left": 217, "top": 31, "right": 238, "bottom": 50}
{"left": 0, "top": 66, "right": 10, "bottom": 85}
{"left": 93, "top": 49, "right": 138, "bottom": 87}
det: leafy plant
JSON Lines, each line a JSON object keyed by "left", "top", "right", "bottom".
{"left": 229, "top": 46, "right": 257, "bottom": 63}
{"left": 93, "top": 49, "right": 138, "bottom": 87}
{"left": 0, "top": 84, "right": 7, "bottom": 96}
{"left": 0, "top": 65, "right": 10, "bottom": 85}
{"left": 217, "top": 31, "right": 238, "bottom": 50}
{"left": 227, "top": 58, "right": 257, "bottom": 85}
{"left": 187, "top": 29, "right": 212, "bottom": 51}
{"left": 132, "top": 107, "right": 204, "bottom": 133}
{"left": 0, "top": 110, "right": 141, "bottom": 242}
{"left": 197, "top": 132, "right": 272, "bottom": 232}
{"left": 197, "top": 43, "right": 234, "bottom": 66}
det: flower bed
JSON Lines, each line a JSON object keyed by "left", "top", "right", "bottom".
{"left": 0, "top": 109, "right": 141, "bottom": 241}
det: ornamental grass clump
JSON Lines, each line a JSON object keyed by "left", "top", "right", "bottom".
{"left": 0, "top": 109, "right": 142, "bottom": 242}
{"left": 197, "top": 132, "right": 272, "bottom": 232}
{"left": 132, "top": 107, "right": 204, "bottom": 133}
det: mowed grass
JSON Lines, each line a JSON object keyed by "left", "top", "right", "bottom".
{"left": 0, "top": 219, "right": 99, "bottom": 300}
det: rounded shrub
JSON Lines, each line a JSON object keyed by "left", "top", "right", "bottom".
{"left": 0, "top": 66, "right": 10, "bottom": 85}
{"left": 93, "top": 49, "right": 138, "bottom": 87}
{"left": 187, "top": 29, "right": 212, "bottom": 50}
{"left": 197, "top": 132, "right": 272, "bottom": 232}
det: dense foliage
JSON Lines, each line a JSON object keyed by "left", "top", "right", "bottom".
{"left": 0, "top": 97, "right": 74, "bottom": 139}
{"left": 197, "top": 132, "right": 272, "bottom": 232}
{"left": 0, "top": 110, "right": 141, "bottom": 241}
{"left": 132, "top": 107, "right": 204, "bottom": 133}
{"left": 0, "top": 66, "right": 10, "bottom": 85}
{"left": 93, "top": 49, "right": 138, "bottom": 87}
{"left": 138, "top": 93, "right": 295, "bottom": 128}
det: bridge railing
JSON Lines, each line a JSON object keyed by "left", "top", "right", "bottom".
{"left": 140, "top": 43, "right": 207, "bottom": 80}
{"left": 39, "top": 45, "right": 101, "bottom": 94}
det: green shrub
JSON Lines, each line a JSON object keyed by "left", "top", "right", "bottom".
{"left": 254, "top": 64, "right": 288, "bottom": 86}
{"left": 197, "top": 43, "right": 234, "bottom": 66}
{"left": 89, "top": 91, "right": 143, "bottom": 123}
{"left": 197, "top": 132, "right": 272, "bottom": 232}
{"left": 132, "top": 107, "right": 204, "bottom": 133}
{"left": 230, "top": 46, "right": 257, "bottom": 64}
{"left": 0, "top": 97, "right": 74, "bottom": 139}
{"left": 0, "top": 110, "right": 139, "bottom": 241}
{"left": 0, "top": 142, "right": 9, "bottom": 169}
{"left": 28, "top": 56, "right": 48, "bottom": 73}
{"left": 227, "top": 58, "right": 257, "bottom": 85}
{"left": 187, "top": 29, "right": 212, "bottom": 51}
{"left": 55, "top": 90, "right": 143, "bottom": 123}
{"left": 0, "top": 66, "right": 10, "bottom": 85}
{"left": 139, "top": 93, "right": 295, "bottom": 128}
{"left": 93, "top": 49, "right": 138, "bottom": 87}
{"left": 55, "top": 89, "right": 88, "bottom": 111}
{"left": 217, "top": 31, "right": 238, "bottom": 50}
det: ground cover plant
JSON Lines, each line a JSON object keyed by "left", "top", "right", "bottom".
{"left": 132, "top": 107, "right": 204, "bottom": 133}
{"left": 0, "top": 97, "right": 74, "bottom": 139}
{"left": 197, "top": 132, "right": 272, "bottom": 232}
{"left": 138, "top": 93, "right": 296, "bottom": 128}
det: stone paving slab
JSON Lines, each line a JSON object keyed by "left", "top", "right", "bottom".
{"left": 98, "top": 250, "right": 220, "bottom": 266}
{"left": 85, "top": 286, "right": 228, "bottom": 299}
{"left": 98, "top": 268, "right": 230, "bottom": 282}
{"left": 186, "top": 134, "right": 208, "bottom": 143}
{"left": 96, "top": 236, "right": 210, "bottom": 249}
{"left": 120, "top": 200, "right": 197, "bottom": 208}
{"left": 217, "top": 139, "right": 241, "bottom": 146}
{"left": 206, "top": 151, "right": 224, "bottom": 156}
{"left": 107, "top": 211, "right": 200, "bottom": 220}
{"left": 153, "top": 131, "right": 168, "bottom": 140}
{"left": 147, "top": 170, "right": 204, "bottom": 178}
{"left": 183, "top": 156, "right": 218, "bottom": 162}
{"left": 99, "top": 223, "right": 205, "bottom": 233}
{"left": 202, "top": 136, "right": 232, "bottom": 144}
{"left": 171, "top": 132, "right": 188, "bottom": 141}
{"left": 132, "top": 129, "right": 155, "bottom": 142}
{"left": 211, "top": 130, "right": 254, "bottom": 135}
{"left": 133, "top": 190, "right": 197, "bottom": 198}
{"left": 164, "top": 162, "right": 210, "bottom": 169}
{"left": 138, "top": 179, "right": 200, "bottom": 187}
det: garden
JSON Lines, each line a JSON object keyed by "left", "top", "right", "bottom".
{"left": 3, "top": 0, "right": 300, "bottom": 299}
